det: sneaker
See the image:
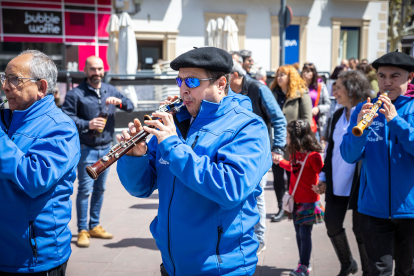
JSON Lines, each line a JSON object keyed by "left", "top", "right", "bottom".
{"left": 257, "top": 242, "right": 266, "bottom": 255}
{"left": 297, "top": 261, "right": 312, "bottom": 273}
{"left": 77, "top": 230, "right": 90, "bottom": 247}
{"left": 289, "top": 264, "right": 309, "bottom": 276}
{"left": 89, "top": 225, "right": 114, "bottom": 239}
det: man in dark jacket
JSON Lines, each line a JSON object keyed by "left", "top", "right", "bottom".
{"left": 62, "top": 56, "right": 134, "bottom": 247}
{"left": 229, "top": 62, "right": 286, "bottom": 254}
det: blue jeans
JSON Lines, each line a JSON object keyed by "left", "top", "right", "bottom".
{"left": 76, "top": 145, "right": 110, "bottom": 233}
{"left": 254, "top": 172, "right": 268, "bottom": 243}
{"left": 360, "top": 213, "right": 414, "bottom": 276}
{"left": 294, "top": 222, "right": 313, "bottom": 268}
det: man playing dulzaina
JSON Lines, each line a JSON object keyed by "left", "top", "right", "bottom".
{"left": 116, "top": 47, "right": 272, "bottom": 275}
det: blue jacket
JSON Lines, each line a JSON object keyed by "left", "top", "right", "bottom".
{"left": 341, "top": 95, "right": 414, "bottom": 219}
{"left": 228, "top": 89, "right": 252, "bottom": 111}
{"left": 61, "top": 79, "right": 134, "bottom": 149}
{"left": 0, "top": 95, "right": 80, "bottom": 273}
{"left": 117, "top": 95, "right": 272, "bottom": 275}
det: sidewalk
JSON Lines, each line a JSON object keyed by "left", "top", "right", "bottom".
{"left": 67, "top": 166, "right": 363, "bottom": 276}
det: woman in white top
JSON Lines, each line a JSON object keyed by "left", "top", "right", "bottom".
{"left": 315, "top": 70, "right": 373, "bottom": 276}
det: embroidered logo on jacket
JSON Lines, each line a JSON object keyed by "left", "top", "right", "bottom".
{"left": 367, "top": 121, "right": 384, "bottom": 142}
{"left": 158, "top": 157, "right": 169, "bottom": 165}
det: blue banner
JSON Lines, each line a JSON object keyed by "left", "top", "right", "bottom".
{"left": 285, "top": 24, "right": 299, "bottom": 65}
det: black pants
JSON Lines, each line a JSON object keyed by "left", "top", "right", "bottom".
{"left": 272, "top": 164, "right": 290, "bottom": 206}
{"left": 160, "top": 264, "right": 169, "bottom": 276}
{"left": 0, "top": 261, "right": 67, "bottom": 276}
{"left": 324, "top": 195, "right": 364, "bottom": 244}
{"left": 360, "top": 213, "right": 414, "bottom": 276}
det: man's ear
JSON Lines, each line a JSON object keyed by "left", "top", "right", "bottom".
{"left": 408, "top": 72, "right": 414, "bottom": 83}
{"left": 217, "top": 76, "right": 227, "bottom": 93}
{"left": 37, "top": 79, "right": 48, "bottom": 97}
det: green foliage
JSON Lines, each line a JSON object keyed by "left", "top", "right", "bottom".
{"left": 389, "top": 0, "right": 414, "bottom": 51}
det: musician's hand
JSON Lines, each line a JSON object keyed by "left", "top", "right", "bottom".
{"left": 272, "top": 152, "right": 283, "bottom": 165}
{"left": 357, "top": 97, "right": 378, "bottom": 128}
{"left": 89, "top": 117, "right": 106, "bottom": 130}
{"left": 106, "top": 97, "right": 122, "bottom": 106}
{"left": 379, "top": 95, "right": 398, "bottom": 122}
{"left": 144, "top": 112, "right": 178, "bottom": 144}
{"left": 116, "top": 119, "right": 147, "bottom": 157}
{"left": 159, "top": 95, "right": 179, "bottom": 106}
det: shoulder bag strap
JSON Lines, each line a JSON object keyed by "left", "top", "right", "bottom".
{"left": 314, "top": 83, "right": 321, "bottom": 107}
{"left": 290, "top": 153, "right": 310, "bottom": 197}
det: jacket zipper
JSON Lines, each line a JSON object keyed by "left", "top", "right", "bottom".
{"left": 166, "top": 121, "right": 198, "bottom": 275}
{"left": 216, "top": 226, "right": 223, "bottom": 263}
{"left": 191, "top": 135, "right": 199, "bottom": 149}
{"left": 388, "top": 130, "right": 391, "bottom": 219}
{"left": 29, "top": 221, "right": 38, "bottom": 264}
{"left": 167, "top": 177, "right": 176, "bottom": 275}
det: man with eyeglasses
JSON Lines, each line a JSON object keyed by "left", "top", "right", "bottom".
{"left": 239, "top": 49, "right": 254, "bottom": 76}
{"left": 61, "top": 56, "right": 134, "bottom": 248}
{"left": 0, "top": 50, "right": 80, "bottom": 275}
{"left": 116, "top": 47, "right": 272, "bottom": 276}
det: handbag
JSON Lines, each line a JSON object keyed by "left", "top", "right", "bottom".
{"left": 282, "top": 153, "right": 310, "bottom": 213}
{"left": 311, "top": 83, "right": 322, "bottom": 133}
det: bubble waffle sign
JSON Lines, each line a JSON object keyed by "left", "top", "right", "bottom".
{"left": 24, "top": 12, "right": 61, "bottom": 34}
{"left": 2, "top": 8, "right": 63, "bottom": 36}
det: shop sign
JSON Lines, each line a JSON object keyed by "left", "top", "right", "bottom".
{"left": 2, "top": 9, "right": 63, "bottom": 36}
{"left": 285, "top": 24, "right": 299, "bottom": 65}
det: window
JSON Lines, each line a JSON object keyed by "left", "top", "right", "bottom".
{"left": 338, "top": 27, "right": 360, "bottom": 65}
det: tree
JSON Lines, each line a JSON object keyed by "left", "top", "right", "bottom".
{"left": 388, "top": 0, "right": 414, "bottom": 52}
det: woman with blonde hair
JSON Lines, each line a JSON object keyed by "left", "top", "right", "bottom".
{"left": 269, "top": 65, "right": 313, "bottom": 222}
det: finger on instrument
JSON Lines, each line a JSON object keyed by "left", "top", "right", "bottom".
{"left": 367, "top": 97, "right": 371, "bottom": 103}
{"left": 133, "top": 118, "right": 143, "bottom": 132}
{"left": 128, "top": 122, "right": 137, "bottom": 134}
{"left": 155, "top": 112, "right": 173, "bottom": 125}
{"left": 143, "top": 126, "right": 157, "bottom": 135}
{"left": 122, "top": 129, "right": 131, "bottom": 140}
{"left": 116, "top": 134, "right": 124, "bottom": 143}
{"left": 145, "top": 119, "right": 165, "bottom": 130}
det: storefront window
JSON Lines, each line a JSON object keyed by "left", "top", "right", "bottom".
{"left": 338, "top": 27, "right": 360, "bottom": 64}
{"left": 0, "top": 42, "right": 64, "bottom": 71}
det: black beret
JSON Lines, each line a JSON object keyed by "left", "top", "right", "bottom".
{"left": 170, "top": 47, "right": 233, "bottom": 73}
{"left": 372, "top": 50, "right": 414, "bottom": 72}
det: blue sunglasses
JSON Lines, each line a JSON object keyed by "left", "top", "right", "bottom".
{"left": 175, "top": 77, "right": 215, "bottom": 88}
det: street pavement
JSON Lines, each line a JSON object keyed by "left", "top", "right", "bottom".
{"left": 67, "top": 165, "right": 364, "bottom": 276}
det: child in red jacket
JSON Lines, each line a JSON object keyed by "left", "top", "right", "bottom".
{"left": 279, "top": 120, "right": 324, "bottom": 276}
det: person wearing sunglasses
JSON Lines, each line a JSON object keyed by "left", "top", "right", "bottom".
{"left": 116, "top": 47, "right": 272, "bottom": 276}
{"left": 0, "top": 50, "right": 81, "bottom": 275}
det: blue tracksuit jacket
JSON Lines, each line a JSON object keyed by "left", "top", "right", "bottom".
{"left": 341, "top": 95, "right": 414, "bottom": 219}
{"left": 0, "top": 95, "right": 80, "bottom": 273}
{"left": 117, "top": 95, "right": 272, "bottom": 275}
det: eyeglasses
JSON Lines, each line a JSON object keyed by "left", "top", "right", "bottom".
{"left": 0, "top": 74, "right": 41, "bottom": 87}
{"left": 175, "top": 77, "right": 215, "bottom": 88}
{"left": 303, "top": 63, "right": 314, "bottom": 67}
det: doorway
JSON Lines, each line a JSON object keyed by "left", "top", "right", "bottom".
{"left": 137, "top": 40, "right": 163, "bottom": 70}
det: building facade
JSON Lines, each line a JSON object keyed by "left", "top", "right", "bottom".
{"left": 0, "top": 0, "right": 111, "bottom": 71}
{"left": 127, "top": 0, "right": 388, "bottom": 74}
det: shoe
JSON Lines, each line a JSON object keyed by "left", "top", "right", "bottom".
{"left": 289, "top": 264, "right": 309, "bottom": 276}
{"left": 271, "top": 209, "right": 285, "bottom": 222}
{"left": 330, "top": 230, "right": 358, "bottom": 276}
{"left": 297, "top": 261, "right": 312, "bottom": 273}
{"left": 77, "top": 230, "right": 90, "bottom": 247}
{"left": 89, "top": 225, "right": 114, "bottom": 239}
{"left": 257, "top": 242, "right": 266, "bottom": 255}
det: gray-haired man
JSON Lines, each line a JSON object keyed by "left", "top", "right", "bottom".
{"left": 0, "top": 50, "right": 80, "bottom": 274}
